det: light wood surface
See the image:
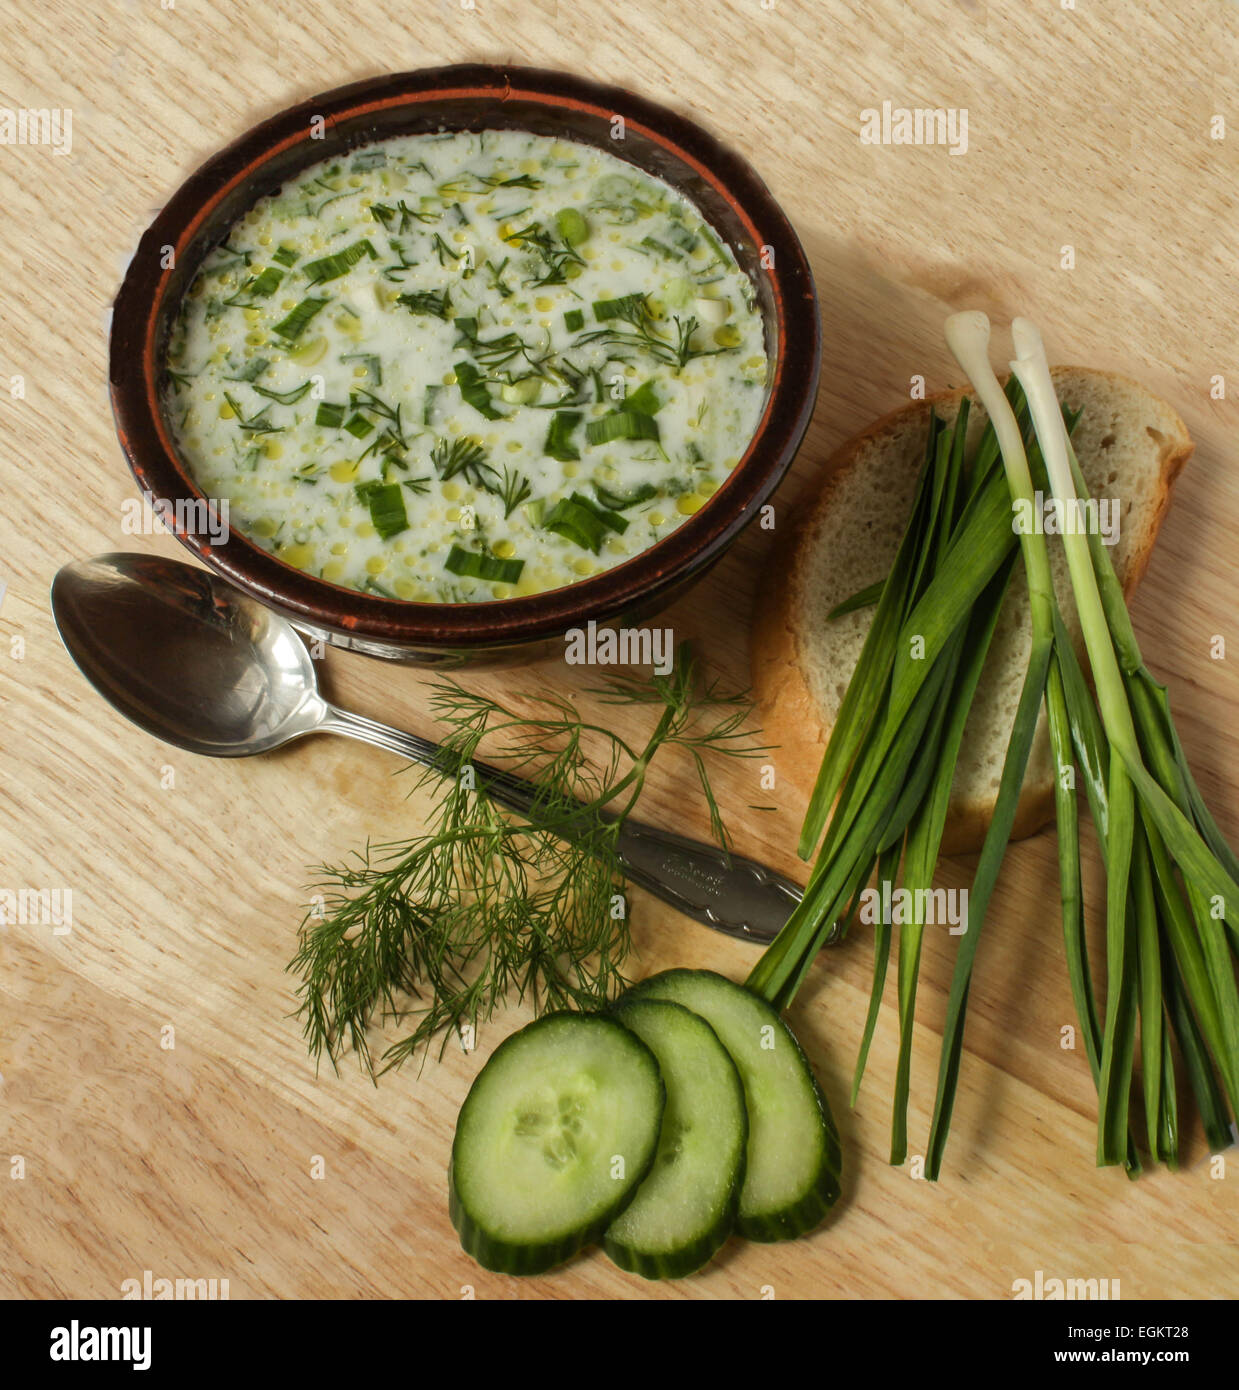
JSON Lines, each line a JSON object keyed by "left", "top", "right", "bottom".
{"left": 3, "top": 0, "right": 1238, "bottom": 1300}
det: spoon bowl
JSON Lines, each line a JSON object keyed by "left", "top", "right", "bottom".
{"left": 51, "top": 553, "right": 325, "bottom": 757}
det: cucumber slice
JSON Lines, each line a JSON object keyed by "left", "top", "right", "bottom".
{"left": 449, "top": 1012, "right": 664, "bottom": 1275}
{"left": 604, "top": 999, "right": 747, "bottom": 1279}
{"left": 624, "top": 969, "right": 840, "bottom": 1242}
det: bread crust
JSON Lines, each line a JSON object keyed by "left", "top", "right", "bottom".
{"left": 752, "top": 368, "right": 1194, "bottom": 856}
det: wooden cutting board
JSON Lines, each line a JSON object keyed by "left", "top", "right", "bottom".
{"left": 3, "top": 0, "right": 1237, "bottom": 1300}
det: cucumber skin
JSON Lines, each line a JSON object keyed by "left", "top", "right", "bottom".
{"left": 604, "top": 1215, "right": 738, "bottom": 1282}
{"left": 448, "top": 1012, "right": 664, "bottom": 1277}
{"left": 450, "top": 1164, "right": 626, "bottom": 1276}
{"left": 622, "top": 969, "right": 842, "bottom": 1245}
{"left": 602, "top": 999, "right": 748, "bottom": 1281}
{"left": 737, "top": 1035, "right": 841, "bottom": 1244}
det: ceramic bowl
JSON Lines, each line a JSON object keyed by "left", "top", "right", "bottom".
{"left": 110, "top": 65, "right": 820, "bottom": 663}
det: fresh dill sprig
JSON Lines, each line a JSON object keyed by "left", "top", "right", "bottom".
{"left": 347, "top": 387, "right": 408, "bottom": 466}
{"left": 497, "top": 463, "right": 532, "bottom": 518}
{"left": 433, "top": 233, "right": 471, "bottom": 269}
{"left": 483, "top": 257, "right": 513, "bottom": 298}
{"left": 397, "top": 288, "right": 452, "bottom": 320}
{"left": 576, "top": 306, "right": 722, "bottom": 372}
{"left": 534, "top": 359, "right": 591, "bottom": 409}
{"left": 289, "top": 647, "right": 766, "bottom": 1077}
{"left": 379, "top": 237, "right": 419, "bottom": 282}
{"left": 431, "top": 435, "right": 499, "bottom": 491}
{"left": 439, "top": 172, "right": 543, "bottom": 197}
{"left": 452, "top": 316, "right": 529, "bottom": 371}
{"left": 590, "top": 660, "right": 765, "bottom": 850}
{"left": 370, "top": 199, "right": 440, "bottom": 233}
{"left": 252, "top": 380, "right": 313, "bottom": 407}
{"left": 506, "top": 221, "right": 586, "bottom": 287}
{"left": 222, "top": 392, "right": 283, "bottom": 437}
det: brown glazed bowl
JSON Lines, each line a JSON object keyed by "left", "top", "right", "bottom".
{"left": 110, "top": 66, "right": 820, "bottom": 664}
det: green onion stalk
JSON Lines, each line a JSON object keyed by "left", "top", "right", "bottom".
{"left": 745, "top": 356, "right": 1065, "bottom": 1164}
{"left": 748, "top": 310, "right": 1239, "bottom": 1175}
{"left": 920, "top": 313, "right": 1074, "bottom": 1174}
{"left": 1010, "top": 319, "right": 1239, "bottom": 1162}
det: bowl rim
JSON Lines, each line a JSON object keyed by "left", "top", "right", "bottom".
{"left": 110, "top": 63, "right": 820, "bottom": 648}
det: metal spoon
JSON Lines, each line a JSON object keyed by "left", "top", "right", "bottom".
{"left": 50, "top": 553, "right": 804, "bottom": 943}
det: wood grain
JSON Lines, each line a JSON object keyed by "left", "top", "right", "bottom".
{"left": 2, "top": 0, "right": 1237, "bottom": 1300}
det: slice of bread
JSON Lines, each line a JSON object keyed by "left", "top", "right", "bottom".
{"left": 753, "top": 367, "right": 1193, "bottom": 855}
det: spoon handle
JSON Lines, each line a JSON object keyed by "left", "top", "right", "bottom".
{"left": 319, "top": 704, "right": 804, "bottom": 945}
{"left": 609, "top": 819, "right": 806, "bottom": 944}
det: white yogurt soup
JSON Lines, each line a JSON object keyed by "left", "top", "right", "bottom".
{"left": 163, "top": 129, "right": 770, "bottom": 602}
